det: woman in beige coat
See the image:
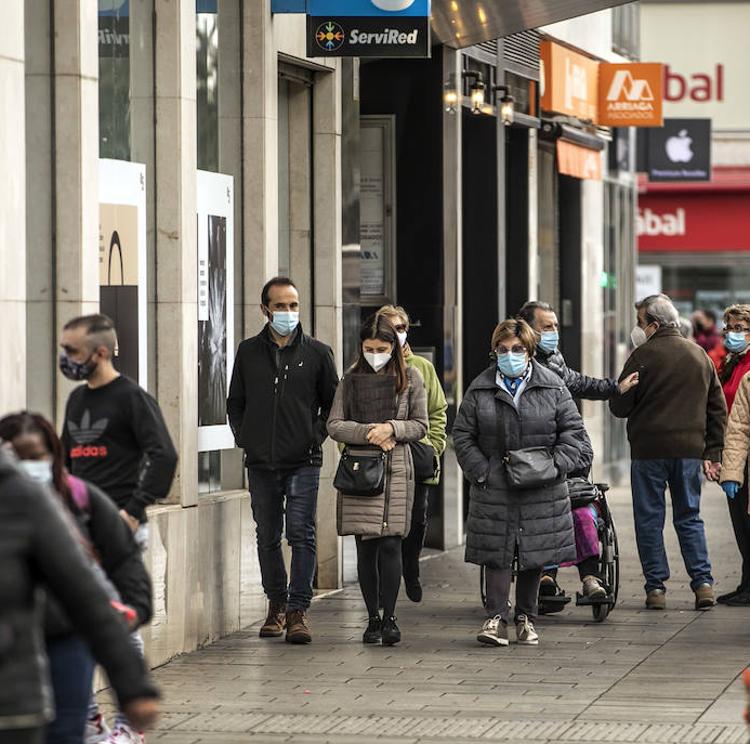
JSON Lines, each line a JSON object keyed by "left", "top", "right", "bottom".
{"left": 719, "top": 368, "right": 750, "bottom": 606}
{"left": 327, "top": 314, "right": 428, "bottom": 645}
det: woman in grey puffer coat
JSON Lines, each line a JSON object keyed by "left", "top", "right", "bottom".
{"left": 453, "top": 319, "right": 591, "bottom": 648}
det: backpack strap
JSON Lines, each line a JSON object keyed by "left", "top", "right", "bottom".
{"left": 66, "top": 474, "right": 90, "bottom": 513}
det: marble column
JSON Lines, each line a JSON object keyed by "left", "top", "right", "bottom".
{"left": 242, "top": 0, "right": 278, "bottom": 338}
{"left": 312, "top": 65, "right": 344, "bottom": 591}
{"left": 53, "top": 0, "right": 100, "bottom": 424}
{"left": 0, "top": 0, "right": 26, "bottom": 416}
{"left": 154, "top": 0, "right": 198, "bottom": 507}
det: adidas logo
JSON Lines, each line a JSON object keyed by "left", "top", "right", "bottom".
{"left": 67, "top": 410, "right": 109, "bottom": 445}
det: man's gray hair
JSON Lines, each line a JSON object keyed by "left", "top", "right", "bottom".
{"left": 635, "top": 294, "right": 680, "bottom": 329}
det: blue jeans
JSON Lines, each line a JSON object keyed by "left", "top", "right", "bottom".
{"left": 631, "top": 458, "right": 713, "bottom": 592}
{"left": 45, "top": 634, "right": 96, "bottom": 744}
{"left": 248, "top": 466, "right": 320, "bottom": 612}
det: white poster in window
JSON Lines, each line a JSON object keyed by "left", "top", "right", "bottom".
{"left": 197, "top": 170, "right": 235, "bottom": 452}
{"left": 360, "top": 124, "right": 386, "bottom": 297}
{"left": 636, "top": 265, "right": 662, "bottom": 302}
{"left": 98, "top": 159, "right": 148, "bottom": 388}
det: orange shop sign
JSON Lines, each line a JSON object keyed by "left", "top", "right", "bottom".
{"left": 540, "top": 40, "right": 599, "bottom": 122}
{"left": 598, "top": 63, "right": 664, "bottom": 127}
{"left": 557, "top": 140, "right": 602, "bottom": 181}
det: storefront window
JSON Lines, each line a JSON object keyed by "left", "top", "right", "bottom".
{"left": 99, "top": 0, "right": 131, "bottom": 160}
{"left": 196, "top": 0, "right": 245, "bottom": 495}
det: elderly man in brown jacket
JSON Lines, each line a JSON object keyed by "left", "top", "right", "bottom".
{"left": 610, "top": 294, "right": 727, "bottom": 611}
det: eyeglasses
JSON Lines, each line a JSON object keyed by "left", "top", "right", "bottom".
{"left": 496, "top": 345, "right": 527, "bottom": 356}
{"left": 725, "top": 324, "right": 750, "bottom": 334}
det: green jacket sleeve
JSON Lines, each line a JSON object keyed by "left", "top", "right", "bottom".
{"left": 411, "top": 356, "right": 448, "bottom": 456}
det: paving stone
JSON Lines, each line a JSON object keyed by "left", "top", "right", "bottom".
{"left": 99, "top": 485, "right": 750, "bottom": 743}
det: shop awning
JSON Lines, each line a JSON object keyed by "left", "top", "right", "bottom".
{"left": 431, "top": 0, "right": 632, "bottom": 48}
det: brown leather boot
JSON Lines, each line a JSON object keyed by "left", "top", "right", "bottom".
{"left": 259, "top": 600, "right": 287, "bottom": 638}
{"left": 285, "top": 609, "right": 312, "bottom": 644}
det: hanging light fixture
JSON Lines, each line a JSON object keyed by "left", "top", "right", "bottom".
{"left": 461, "top": 70, "right": 485, "bottom": 115}
{"left": 492, "top": 84, "right": 515, "bottom": 126}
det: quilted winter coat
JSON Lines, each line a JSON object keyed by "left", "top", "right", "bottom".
{"left": 720, "top": 371, "right": 750, "bottom": 489}
{"left": 453, "top": 361, "right": 591, "bottom": 570}
{"left": 327, "top": 366, "right": 428, "bottom": 538}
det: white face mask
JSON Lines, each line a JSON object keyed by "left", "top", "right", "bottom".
{"left": 630, "top": 325, "right": 649, "bottom": 348}
{"left": 364, "top": 352, "right": 391, "bottom": 372}
{"left": 396, "top": 331, "right": 408, "bottom": 348}
{"left": 19, "top": 459, "right": 53, "bottom": 485}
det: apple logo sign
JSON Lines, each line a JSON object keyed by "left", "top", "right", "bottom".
{"left": 371, "top": 0, "right": 416, "bottom": 10}
{"left": 665, "top": 129, "right": 694, "bottom": 163}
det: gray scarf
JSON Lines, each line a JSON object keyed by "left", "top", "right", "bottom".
{"left": 343, "top": 373, "right": 397, "bottom": 424}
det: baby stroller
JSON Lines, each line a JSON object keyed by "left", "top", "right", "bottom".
{"left": 480, "top": 479, "right": 620, "bottom": 623}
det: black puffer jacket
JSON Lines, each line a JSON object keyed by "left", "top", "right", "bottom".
{"left": 536, "top": 346, "right": 619, "bottom": 401}
{"left": 454, "top": 362, "right": 591, "bottom": 570}
{"left": 0, "top": 450, "right": 158, "bottom": 731}
{"left": 45, "top": 477, "right": 152, "bottom": 637}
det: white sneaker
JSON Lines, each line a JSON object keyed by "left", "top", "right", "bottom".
{"left": 477, "top": 615, "right": 509, "bottom": 647}
{"left": 85, "top": 713, "right": 111, "bottom": 743}
{"left": 582, "top": 575, "right": 607, "bottom": 600}
{"left": 106, "top": 723, "right": 145, "bottom": 743}
{"left": 515, "top": 614, "right": 539, "bottom": 645}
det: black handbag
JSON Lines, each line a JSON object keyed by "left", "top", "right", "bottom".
{"left": 409, "top": 441, "right": 437, "bottom": 483}
{"left": 504, "top": 447, "right": 559, "bottom": 489}
{"left": 333, "top": 447, "right": 387, "bottom": 497}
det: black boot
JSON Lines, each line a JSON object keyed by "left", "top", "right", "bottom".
{"left": 363, "top": 615, "right": 382, "bottom": 644}
{"left": 381, "top": 616, "right": 401, "bottom": 646}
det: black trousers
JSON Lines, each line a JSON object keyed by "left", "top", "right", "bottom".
{"left": 401, "top": 483, "right": 431, "bottom": 582}
{"left": 544, "top": 555, "right": 600, "bottom": 583}
{"left": 356, "top": 535, "right": 402, "bottom": 619}
{"left": 727, "top": 468, "right": 750, "bottom": 591}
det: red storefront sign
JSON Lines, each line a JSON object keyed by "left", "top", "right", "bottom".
{"left": 638, "top": 169, "right": 750, "bottom": 252}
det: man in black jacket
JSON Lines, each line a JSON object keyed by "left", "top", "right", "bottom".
{"left": 518, "top": 301, "right": 638, "bottom": 400}
{"left": 227, "top": 277, "right": 338, "bottom": 644}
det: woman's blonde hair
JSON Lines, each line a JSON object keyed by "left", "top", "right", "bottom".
{"left": 723, "top": 304, "right": 750, "bottom": 327}
{"left": 377, "top": 304, "right": 409, "bottom": 328}
{"left": 491, "top": 319, "right": 538, "bottom": 356}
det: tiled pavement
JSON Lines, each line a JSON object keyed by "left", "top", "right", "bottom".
{"left": 102, "top": 482, "right": 750, "bottom": 743}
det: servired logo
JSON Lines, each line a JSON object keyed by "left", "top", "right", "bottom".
{"left": 598, "top": 63, "right": 663, "bottom": 127}
{"left": 637, "top": 208, "right": 686, "bottom": 237}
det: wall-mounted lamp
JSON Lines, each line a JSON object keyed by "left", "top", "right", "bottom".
{"left": 443, "top": 77, "right": 459, "bottom": 114}
{"left": 463, "top": 71, "right": 486, "bottom": 115}
{"left": 492, "top": 84, "right": 515, "bottom": 126}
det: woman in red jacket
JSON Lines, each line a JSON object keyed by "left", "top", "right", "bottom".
{"left": 716, "top": 304, "right": 750, "bottom": 606}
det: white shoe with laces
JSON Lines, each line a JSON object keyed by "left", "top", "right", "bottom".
{"left": 85, "top": 713, "right": 111, "bottom": 743}
{"left": 477, "top": 615, "right": 509, "bottom": 647}
{"left": 515, "top": 614, "right": 539, "bottom": 645}
{"left": 106, "top": 723, "right": 145, "bottom": 743}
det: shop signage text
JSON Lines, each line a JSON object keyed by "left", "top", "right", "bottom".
{"left": 637, "top": 207, "right": 686, "bottom": 237}
{"left": 638, "top": 193, "right": 750, "bottom": 253}
{"left": 540, "top": 41, "right": 598, "bottom": 122}
{"left": 665, "top": 64, "right": 724, "bottom": 102}
{"left": 598, "top": 63, "right": 664, "bottom": 127}
{"left": 306, "top": 0, "right": 430, "bottom": 58}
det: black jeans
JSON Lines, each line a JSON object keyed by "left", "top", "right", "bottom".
{"left": 401, "top": 483, "right": 431, "bottom": 582}
{"left": 356, "top": 535, "right": 402, "bottom": 619}
{"left": 248, "top": 465, "right": 320, "bottom": 612}
{"left": 0, "top": 729, "right": 43, "bottom": 744}
{"left": 727, "top": 466, "right": 750, "bottom": 592}
{"left": 545, "top": 555, "right": 600, "bottom": 583}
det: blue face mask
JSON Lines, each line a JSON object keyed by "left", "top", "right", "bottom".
{"left": 538, "top": 331, "right": 559, "bottom": 354}
{"left": 269, "top": 311, "right": 300, "bottom": 337}
{"left": 497, "top": 352, "right": 528, "bottom": 379}
{"left": 725, "top": 331, "right": 749, "bottom": 354}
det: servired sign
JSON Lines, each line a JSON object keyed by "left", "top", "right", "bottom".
{"left": 306, "top": 0, "right": 430, "bottom": 58}
{"left": 638, "top": 193, "right": 750, "bottom": 252}
{"left": 598, "top": 63, "right": 664, "bottom": 127}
